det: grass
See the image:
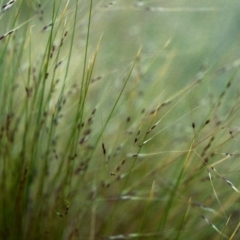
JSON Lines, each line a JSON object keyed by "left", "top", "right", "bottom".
{"left": 1, "top": 0, "right": 240, "bottom": 239}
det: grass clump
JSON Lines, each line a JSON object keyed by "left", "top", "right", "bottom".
{"left": 1, "top": 0, "right": 240, "bottom": 239}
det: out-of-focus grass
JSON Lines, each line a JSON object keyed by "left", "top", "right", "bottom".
{"left": 1, "top": 0, "right": 240, "bottom": 239}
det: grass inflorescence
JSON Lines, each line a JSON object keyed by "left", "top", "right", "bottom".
{"left": 1, "top": 0, "right": 240, "bottom": 239}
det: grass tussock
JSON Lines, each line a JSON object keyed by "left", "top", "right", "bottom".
{"left": 1, "top": 0, "right": 240, "bottom": 239}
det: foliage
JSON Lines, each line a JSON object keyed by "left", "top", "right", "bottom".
{"left": 1, "top": 1, "right": 240, "bottom": 239}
